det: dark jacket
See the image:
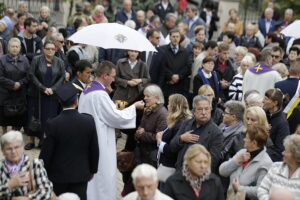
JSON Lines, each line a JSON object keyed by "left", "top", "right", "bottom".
{"left": 112, "top": 58, "right": 150, "bottom": 103}
{"left": 28, "top": 55, "right": 65, "bottom": 97}
{"left": 170, "top": 118, "right": 223, "bottom": 173}
{"left": 161, "top": 44, "right": 191, "bottom": 99}
{"left": 288, "top": 105, "right": 300, "bottom": 133}
{"left": 154, "top": 1, "right": 174, "bottom": 22}
{"left": 0, "top": 54, "right": 30, "bottom": 105}
{"left": 164, "top": 171, "right": 224, "bottom": 200}
{"left": 55, "top": 49, "right": 72, "bottom": 77}
{"left": 137, "top": 104, "right": 168, "bottom": 165}
{"left": 159, "top": 120, "right": 185, "bottom": 168}
{"left": 40, "top": 109, "right": 99, "bottom": 183}
{"left": 36, "top": 16, "right": 57, "bottom": 39}
{"left": 149, "top": 46, "right": 166, "bottom": 87}
{"left": 258, "top": 18, "right": 276, "bottom": 37}
{"left": 17, "top": 32, "right": 43, "bottom": 63}
{"left": 115, "top": 9, "right": 137, "bottom": 24}
{"left": 239, "top": 35, "right": 262, "bottom": 50}
{"left": 266, "top": 110, "right": 290, "bottom": 161}
{"left": 275, "top": 78, "right": 299, "bottom": 102}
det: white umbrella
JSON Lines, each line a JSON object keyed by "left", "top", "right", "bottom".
{"left": 68, "top": 23, "right": 157, "bottom": 52}
{"left": 281, "top": 20, "right": 300, "bottom": 38}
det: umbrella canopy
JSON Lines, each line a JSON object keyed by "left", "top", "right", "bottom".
{"left": 68, "top": 23, "right": 157, "bottom": 52}
{"left": 281, "top": 20, "right": 300, "bottom": 38}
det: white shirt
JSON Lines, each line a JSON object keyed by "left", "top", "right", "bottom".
{"left": 162, "top": 1, "right": 168, "bottom": 10}
{"left": 202, "top": 69, "right": 212, "bottom": 78}
{"left": 204, "top": 8, "right": 212, "bottom": 26}
{"left": 265, "top": 19, "right": 272, "bottom": 33}
{"left": 128, "top": 60, "right": 137, "bottom": 69}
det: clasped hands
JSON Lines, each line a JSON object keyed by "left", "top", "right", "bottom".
{"left": 44, "top": 88, "right": 53, "bottom": 95}
{"left": 167, "top": 74, "right": 179, "bottom": 85}
{"left": 127, "top": 79, "right": 142, "bottom": 87}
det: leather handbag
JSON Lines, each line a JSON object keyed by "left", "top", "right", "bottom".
{"left": 117, "top": 151, "right": 136, "bottom": 172}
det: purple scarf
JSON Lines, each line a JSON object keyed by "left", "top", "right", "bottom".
{"left": 5, "top": 154, "right": 25, "bottom": 175}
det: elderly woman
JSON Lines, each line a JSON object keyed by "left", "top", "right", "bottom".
{"left": 258, "top": 134, "right": 300, "bottom": 200}
{"left": 193, "top": 56, "right": 220, "bottom": 100}
{"left": 26, "top": 40, "right": 65, "bottom": 150}
{"left": 229, "top": 55, "right": 255, "bottom": 101}
{"left": 165, "top": 144, "right": 224, "bottom": 200}
{"left": 263, "top": 88, "right": 290, "bottom": 161}
{"left": 156, "top": 94, "right": 192, "bottom": 184}
{"left": 0, "top": 38, "right": 30, "bottom": 134}
{"left": 198, "top": 85, "right": 223, "bottom": 125}
{"left": 0, "top": 130, "right": 53, "bottom": 199}
{"left": 245, "top": 92, "right": 264, "bottom": 108}
{"left": 135, "top": 85, "right": 168, "bottom": 167}
{"left": 113, "top": 50, "right": 150, "bottom": 104}
{"left": 219, "top": 126, "right": 273, "bottom": 200}
{"left": 37, "top": 6, "right": 57, "bottom": 39}
{"left": 233, "top": 46, "right": 248, "bottom": 69}
{"left": 223, "top": 8, "right": 243, "bottom": 36}
{"left": 91, "top": 5, "right": 108, "bottom": 24}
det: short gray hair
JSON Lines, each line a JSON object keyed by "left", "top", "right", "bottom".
{"left": 165, "top": 13, "right": 177, "bottom": 22}
{"left": 131, "top": 164, "right": 158, "bottom": 184}
{"left": 8, "top": 37, "right": 21, "bottom": 48}
{"left": 40, "top": 6, "right": 50, "bottom": 14}
{"left": 284, "top": 134, "right": 300, "bottom": 164}
{"left": 192, "top": 95, "right": 212, "bottom": 110}
{"left": 1, "top": 131, "right": 24, "bottom": 150}
{"left": 265, "top": 7, "right": 274, "bottom": 14}
{"left": 125, "top": 20, "right": 136, "bottom": 29}
{"left": 94, "top": 5, "right": 105, "bottom": 13}
{"left": 51, "top": 33, "right": 64, "bottom": 42}
{"left": 58, "top": 193, "right": 80, "bottom": 200}
{"left": 246, "top": 93, "right": 264, "bottom": 107}
{"left": 144, "top": 85, "right": 164, "bottom": 104}
{"left": 224, "top": 100, "right": 245, "bottom": 122}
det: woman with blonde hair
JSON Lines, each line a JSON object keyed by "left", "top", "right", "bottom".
{"left": 91, "top": 5, "right": 108, "bottom": 24}
{"left": 223, "top": 8, "right": 243, "bottom": 36}
{"left": 165, "top": 144, "right": 224, "bottom": 200}
{"left": 229, "top": 55, "right": 256, "bottom": 101}
{"left": 156, "top": 94, "right": 192, "bottom": 187}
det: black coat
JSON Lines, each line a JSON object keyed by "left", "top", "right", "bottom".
{"left": 0, "top": 54, "right": 29, "bottom": 105}
{"left": 288, "top": 105, "right": 300, "bottom": 133}
{"left": 159, "top": 120, "right": 184, "bottom": 168}
{"left": 170, "top": 118, "right": 223, "bottom": 174}
{"left": 39, "top": 109, "right": 99, "bottom": 183}
{"left": 164, "top": 171, "right": 224, "bottom": 200}
{"left": 149, "top": 46, "right": 166, "bottom": 87}
{"left": 17, "top": 33, "right": 43, "bottom": 63}
{"left": 28, "top": 55, "right": 65, "bottom": 97}
{"left": 154, "top": 2, "right": 174, "bottom": 22}
{"left": 161, "top": 44, "right": 191, "bottom": 100}
{"left": 266, "top": 110, "right": 290, "bottom": 161}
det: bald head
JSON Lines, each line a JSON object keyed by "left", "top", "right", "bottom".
{"left": 269, "top": 189, "right": 294, "bottom": 200}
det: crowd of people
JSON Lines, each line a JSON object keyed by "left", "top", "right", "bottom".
{"left": 0, "top": 0, "right": 300, "bottom": 199}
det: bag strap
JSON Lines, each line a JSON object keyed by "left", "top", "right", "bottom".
{"left": 28, "top": 159, "right": 36, "bottom": 193}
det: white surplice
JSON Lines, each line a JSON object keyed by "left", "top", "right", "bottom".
{"left": 78, "top": 88, "right": 136, "bottom": 200}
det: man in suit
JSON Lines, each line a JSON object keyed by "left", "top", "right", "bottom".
{"left": 72, "top": 60, "right": 93, "bottom": 93}
{"left": 258, "top": 8, "right": 276, "bottom": 37}
{"left": 184, "top": 4, "right": 206, "bottom": 41}
{"left": 39, "top": 82, "right": 99, "bottom": 200}
{"left": 161, "top": 28, "right": 191, "bottom": 103}
{"left": 146, "top": 29, "right": 166, "bottom": 87}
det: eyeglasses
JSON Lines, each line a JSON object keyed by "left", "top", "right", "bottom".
{"left": 271, "top": 54, "right": 280, "bottom": 59}
{"left": 45, "top": 48, "right": 56, "bottom": 51}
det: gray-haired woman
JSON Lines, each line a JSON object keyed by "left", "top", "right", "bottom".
{"left": 0, "top": 38, "right": 30, "bottom": 134}
{"left": 135, "top": 85, "right": 168, "bottom": 167}
{"left": 0, "top": 130, "right": 53, "bottom": 199}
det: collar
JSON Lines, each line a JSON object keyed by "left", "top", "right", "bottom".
{"left": 78, "top": 80, "right": 86, "bottom": 89}
{"left": 63, "top": 108, "right": 76, "bottom": 111}
{"left": 202, "top": 69, "right": 212, "bottom": 78}
{"left": 192, "top": 15, "right": 199, "bottom": 22}
{"left": 128, "top": 59, "right": 137, "bottom": 66}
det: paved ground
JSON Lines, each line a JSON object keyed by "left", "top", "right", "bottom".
{"left": 0, "top": 128, "right": 126, "bottom": 200}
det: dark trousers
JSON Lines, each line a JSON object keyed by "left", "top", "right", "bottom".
{"left": 53, "top": 182, "right": 88, "bottom": 200}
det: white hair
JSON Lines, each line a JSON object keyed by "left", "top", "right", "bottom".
{"left": 144, "top": 85, "right": 165, "bottom": 104}
{"left": 58, "top": 193, "right": 80, "bottom": 200}
{"left": 1, "top": 131, "right": 23, "bottom": 150}
{"left": 125, "top": 20, "right": 136, "bottom": 29}
{"left": 8, "top": 37, "right": 21, "bottom": 49}
{"left": 40, "top": 6, "right": 50, "bottom": 14}
{"left": 246, "top": 93, "right": 264, "bottom": 107}
{"left": 94, "top": 5, "right": 105, "bottom": 13}
{"left": 131, "top": 164, "right": 158, "bottom": 185}
{"left": 241, "top": 55, "right": 255, "bottom": 66}
{"left": 265, "top": 7, "right": 274, "bottom": 14}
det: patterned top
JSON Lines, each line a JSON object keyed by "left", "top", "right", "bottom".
{"left": 228, "top": 73, "right": 243, "bottom": 101}
{"left": 0, "top": 154, "right": 53, "bottom": 200}
{"left": 257, "top": 162, "right": 300, "bottom": 200}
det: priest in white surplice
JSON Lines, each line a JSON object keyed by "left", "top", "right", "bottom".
{"left": 78, "top": 61, "right": 145, "bottom": 200}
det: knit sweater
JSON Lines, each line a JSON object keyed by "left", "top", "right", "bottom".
{"left": 257, "top": 162, "right": 300, "bottom": 200}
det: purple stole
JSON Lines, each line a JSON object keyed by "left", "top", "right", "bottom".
{"left": 248, "top": 64, "right": 273, "bottom": 74}
{"left": 83, "top": 81, "right": 106, "bottom": 94}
